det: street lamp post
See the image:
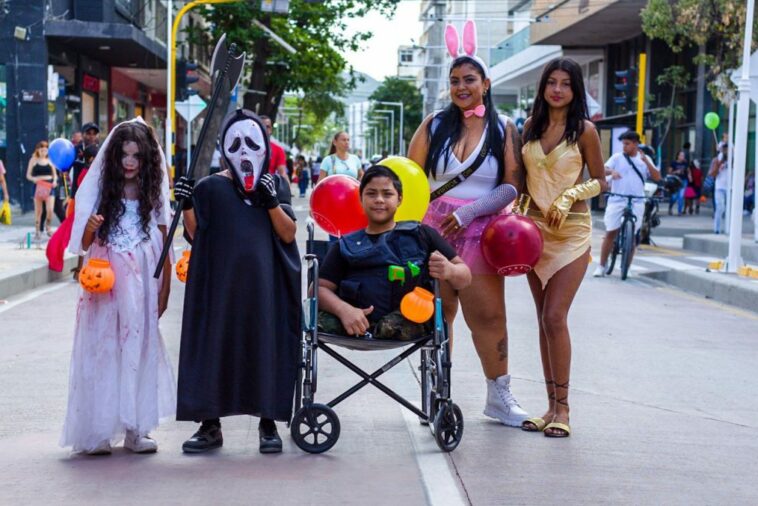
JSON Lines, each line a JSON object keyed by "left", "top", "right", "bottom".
{"left": 726, "top": 0, "right": 755, "bottom": 272}
{"left": 374, "top": 109, "right": 395, "bottom": 154}
{"left": 373, "top": 101, "right": 404, "bottom": 155}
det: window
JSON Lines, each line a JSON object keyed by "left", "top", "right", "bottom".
{"left": 400, "top": 50, "right": 414, "bottom": 64}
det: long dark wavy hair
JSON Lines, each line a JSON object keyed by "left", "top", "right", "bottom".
{"left": 96, "top": 122, "right": 163, "bottom": 243}
{"left": 425, "top": 56, "right": 505, "bottom": 184}
{"left": 524, "top": 58, "right": 589, "bottom": 145}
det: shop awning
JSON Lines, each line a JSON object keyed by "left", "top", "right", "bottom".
{"left": 45, "top": 19, "right": 166, "bottom": 69}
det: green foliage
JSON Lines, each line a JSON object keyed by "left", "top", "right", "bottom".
{"left": 194, "top": 0, "right": 399, "bottom": 119}
{"left": 649, "top": 65, "right": 690, "bottom": 150}
{"left": 641, "top": 0, "right": 758, "bottom": 101}
{"left": 368, "top": 77, "right": 423, "bottom": 154}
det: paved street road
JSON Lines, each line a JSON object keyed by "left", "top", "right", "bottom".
{"left": 1, "top": 204, "right": 757, "bottom": 505}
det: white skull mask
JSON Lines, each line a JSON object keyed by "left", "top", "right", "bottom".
{"left": 222, "top": 118, "right": 267, "bottom": 193}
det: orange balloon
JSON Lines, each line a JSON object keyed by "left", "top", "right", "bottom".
{"left": 176, "top": 250, "right": 190, "bottom": 283}
{"left": 400, "top": 287, "right": 435, "bottom": 323}
{"left": 79, "top": 258, "right": 115, "bottom": 293}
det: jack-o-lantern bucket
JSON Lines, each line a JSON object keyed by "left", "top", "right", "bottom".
{"left": 400, "top": 287, "right": 435, "bottom": 324}
{"left": 176, "top": 250, "right": 190, "bottom": 283}
{"left": 79, "top": 258, "right": 115, "bottom": 293}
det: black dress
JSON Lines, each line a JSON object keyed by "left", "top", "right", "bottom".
{"left": 176, "top": 174, "right": 301, "bottom": 422}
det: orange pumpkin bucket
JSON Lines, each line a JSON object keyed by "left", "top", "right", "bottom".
{"left": 400, "top": 287, "right": 435, "bottom": 324}
{"left": 176, "top": 250, "right": 191, "bottom": 283}
{"left": 79, "top": 258, "right": 115, "bottom": 293}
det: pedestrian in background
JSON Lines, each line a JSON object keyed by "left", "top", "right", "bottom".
{"left": 0, "top": 158, "right": 9, "bottom": 204}
{"left": 745, "top": 171, "right": 755, "bottom": 215}
{"left": 668, "top": 151, "right": 688, "bottom": 215}
{"left": 318, "top": 131, "right": 363, "bottom": 183}
{"left": 296, "top": 154, "right": 309, "bottom": 197}
{"left": 26, "top": 140, "right": 57, "bottom": 239}
{"left": 685, "top": 159, "right": 702, "bottom": 215}
{"left": 259, "top": 116, "right": 289, "bottom": 182}
{"left": 710, "top": 144, "right": 729, "bottom": 234}
{"left": 311, "top": 156, "right": 322, "bottom": 186}
{"left": 61, "top": 119, "right": 175, "bottom": 456}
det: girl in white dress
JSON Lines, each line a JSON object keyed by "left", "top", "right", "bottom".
{"left": 61, "top": 118, "right": 175, "bottom": 455}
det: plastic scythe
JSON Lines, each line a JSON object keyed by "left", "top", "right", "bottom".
{"left": 154, "top": 34, "right": 245, "bottom": 278}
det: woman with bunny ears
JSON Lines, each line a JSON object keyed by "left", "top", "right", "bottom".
{"left": 408, "top": 20, "right": 528, "bottom": 428}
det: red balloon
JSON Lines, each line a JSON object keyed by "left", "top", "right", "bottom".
{"left": 481, "top": 214, "right": 543, "bottom": 276}
{"left": 310, "top": 175, "right": 368, "bottom": 236}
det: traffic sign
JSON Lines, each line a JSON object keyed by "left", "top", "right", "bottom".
{"left": 175, "top": 95, "right": 207, "bottom": 122}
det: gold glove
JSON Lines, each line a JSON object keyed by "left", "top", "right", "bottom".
{"left": 513, "top": 194, "right": 531, "bottom": 216}
{"left": 546, "top": 179, "right": 601, "bottom": 229}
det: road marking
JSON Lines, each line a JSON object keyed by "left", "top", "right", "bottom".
{"left": 0, "top": 281, "right": 70, "bottom": 314}
{"left": 400, "top": 407, "right": 468, "bottom": 506}
{"left": 638, "top": 244, "right": 687, "bottom": 256}
{"left": 688, "top": 255, "right": 722, "bottom": 264}
{"left": 636, "top": 256, "right": 701, "bottom": 271}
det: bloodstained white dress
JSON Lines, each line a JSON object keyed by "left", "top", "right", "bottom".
{"left": 61, "top": 200, "right": 175, "bottom": 452}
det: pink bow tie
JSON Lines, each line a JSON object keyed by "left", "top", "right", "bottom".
{"left": 463, "top": 105, "right": 486, "bottom": 118}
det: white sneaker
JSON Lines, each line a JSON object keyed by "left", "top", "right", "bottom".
{"left": 483, "top": 374, "right": 529, "bottom": 427}
{"left": 592, "top": 265, "right": 606, "bottom": 277}
{"left": 124, "top": 431, "right": 158, "bottom": 454}
{"left": 85, "top": 440, "right": 112, "bottom": 456}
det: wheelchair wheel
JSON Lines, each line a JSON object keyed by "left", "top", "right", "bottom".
{"left": 290, "top": 404, "right": 340, "bottom": 454}
{"left": 433, "top": 402, "right": 463, "bottom": 452}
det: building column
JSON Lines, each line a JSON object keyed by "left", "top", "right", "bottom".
{"left": 2, "top": 1, "right": 49, "bottom": 212}
{"left": 694, "top": 44, "right": 706, "bottom": 161}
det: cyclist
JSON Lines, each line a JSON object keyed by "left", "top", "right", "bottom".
{"left": 594, "top": 131, "right": 660, "bottom": 277}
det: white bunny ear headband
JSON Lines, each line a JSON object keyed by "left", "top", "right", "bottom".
{"left": 446, "top": 20, "right": 490, "bottom": 79}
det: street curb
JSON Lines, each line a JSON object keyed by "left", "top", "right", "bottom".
{"left": 0, "top": 256, "right": 78, "bottom": 300}
{"left": 683, "top": 234, "right": 758, "bottom": 263}
{"left": 641, "top": 269, "right": 758, "bottom": 314}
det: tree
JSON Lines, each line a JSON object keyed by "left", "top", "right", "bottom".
{"left": 649, "top": 65, "right": 691, "bottom": 152}
{"left": 641, "top": 0, "right": 758, "bottom": 102}
{"left": 194, "top": 0, "right": 398, "bottom": 123}
{"left": 368, "top": 77, "right": 423, "bottom": 155}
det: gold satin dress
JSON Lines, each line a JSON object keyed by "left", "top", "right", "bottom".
{"left": 522, "top": 139, "right": 592, "bottom": 288}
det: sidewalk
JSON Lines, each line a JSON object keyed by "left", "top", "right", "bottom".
{"left": 0, "top": 205, "right": 77, "bottom": 300}
{"left": 592, "top": 208, "right": 758, "bottom": 314}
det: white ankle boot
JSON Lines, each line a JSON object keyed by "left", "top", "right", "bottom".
{"left": 124, "top": 431, "right": 158, "bottom": 454}
{"left": 85, "top": 440, "right": 112, "bottom": 456}
{"left": 484, "top": 374, "right": 529, "bottom": 427}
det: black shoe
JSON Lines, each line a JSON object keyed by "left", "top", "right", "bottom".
{"left": 182, "top": 422, "right": 223, "bottom": 453}
{"left": 259, "top": 419, "right": 282, "bottom": 454}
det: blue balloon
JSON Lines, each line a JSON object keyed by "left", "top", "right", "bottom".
{"left": 49, "top": 138, "right": 76, "bottom": 171}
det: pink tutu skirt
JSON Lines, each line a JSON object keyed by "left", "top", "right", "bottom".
{"left": 422, "top": 195, "right": 509, "bottom": 276}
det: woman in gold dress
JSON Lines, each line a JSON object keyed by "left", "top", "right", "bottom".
{"left": 518, "top": 58, "right": 607, "bottom": 437}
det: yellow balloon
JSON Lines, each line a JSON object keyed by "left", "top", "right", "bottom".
{"left": 379, "top": 156, "right": 430, "bottom": 221}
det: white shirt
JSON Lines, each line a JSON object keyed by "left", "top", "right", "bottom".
{"left": 715, "top": 158, "right": 730, "bottom": 190}
{"left": 605, "top": 152, "right": 651, "bottom": 203}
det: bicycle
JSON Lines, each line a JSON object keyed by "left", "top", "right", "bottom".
{"left": 604, "top": 192, "right": 648, "bottom": 280}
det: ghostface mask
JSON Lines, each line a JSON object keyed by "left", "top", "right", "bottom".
{"left": 219, "top": 109, "right": 270, "bottom": 196}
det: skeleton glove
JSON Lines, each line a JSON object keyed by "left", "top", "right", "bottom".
{"left": 174, "top": 176, "right": 195, "bottom": 210}
{"left": 257, "top": 173, "right": 280, "bottom": 209}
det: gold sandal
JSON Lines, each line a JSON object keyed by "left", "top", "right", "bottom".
{"left": 521, "top": 417, "right": 548, "bottom": 432}
{"left": 544, "top": 421, "right": 571, "bottom": 438}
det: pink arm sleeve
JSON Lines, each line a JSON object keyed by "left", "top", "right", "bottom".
{"left": 452, "top": 184, "right": 518, "bottom": 227}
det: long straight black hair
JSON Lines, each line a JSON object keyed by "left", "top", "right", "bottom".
{"left": 425, "top": 56, "right": 505, "bottom": 184}
{"left": 524, "top": 58, "right": 589, "bottom": 145}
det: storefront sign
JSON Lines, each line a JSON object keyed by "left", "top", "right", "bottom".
{"left": 21, "top": 90, "right": 44, "bottom": 103}
{"left": 82, "top": 73, "right": 100, "bottom": 93}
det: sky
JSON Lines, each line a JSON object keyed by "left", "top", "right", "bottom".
{"left": 343, "top": 0, "right": 424, "bottom": 82}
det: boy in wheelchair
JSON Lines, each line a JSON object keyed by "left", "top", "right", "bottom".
{"left": 318, "top": 165, "right": 471, "bottom": 340}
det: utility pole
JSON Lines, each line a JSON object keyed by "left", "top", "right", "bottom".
{"left": 726, "top": 0, "right": 755, "bottom": 271}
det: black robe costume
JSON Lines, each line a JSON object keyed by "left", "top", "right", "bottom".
{"left": 176, "top": 174, "right": 301, "bottom": 422}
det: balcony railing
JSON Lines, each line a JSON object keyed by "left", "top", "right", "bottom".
{"left": 490, "top": 26, "right": 531, "bottom": 68}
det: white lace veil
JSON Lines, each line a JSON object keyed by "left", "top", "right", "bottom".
{"left": 68, "top": 117, "right": 172, "bottom": 255}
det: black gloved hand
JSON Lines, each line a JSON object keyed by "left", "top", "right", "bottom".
{"left": 256, "top": 173, "right": 280, "bottom": 209}
{"left": 174, "top": 176, "right": 195, "bottom": 210}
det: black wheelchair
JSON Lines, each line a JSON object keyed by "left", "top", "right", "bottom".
{"left": 289, "top": 222, "right": 464, "bottom": 454}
